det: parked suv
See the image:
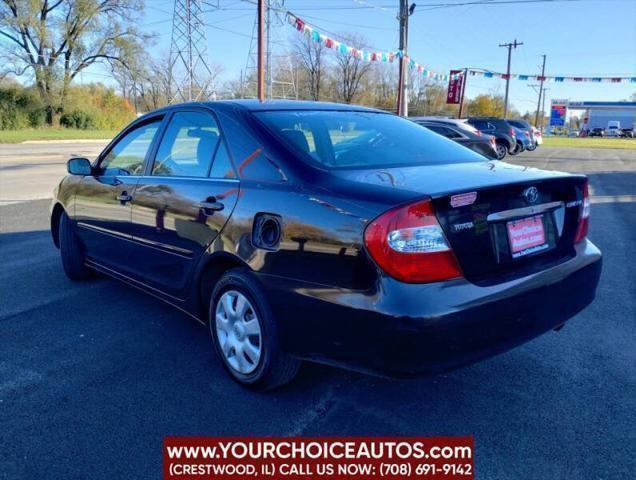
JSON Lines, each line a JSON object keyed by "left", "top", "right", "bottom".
{"left": 507, "top": 119, "right": 537, "bottom": 151}
{"left": 467, "top": 117, "right": 516, "bottom": 160}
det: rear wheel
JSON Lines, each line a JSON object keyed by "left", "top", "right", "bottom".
{"left": 495, "top": 141, "right": 508, "bottom": 159}
{"left": 509, "top": 141, "right": 523, "bottom": 156}
{"left": 59, "top": 212, "right": 92, "bottom": 281}
{"left": 526, "top": 141, "right": 537, "bottom": 151}
{"left": 209, "top": 268, "right": 300, "bottom": 390}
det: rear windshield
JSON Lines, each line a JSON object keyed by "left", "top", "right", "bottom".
{"left": 509, "top": 120, "right": 529, "bottom": 129}
{"left": 255, "top": 110, "right": 483, "bottom": 169}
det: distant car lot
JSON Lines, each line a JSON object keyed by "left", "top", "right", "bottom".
{"left": 0, "top": 142, "right": 634, "bottom": 479}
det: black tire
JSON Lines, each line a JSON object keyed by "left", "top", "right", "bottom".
{"left": 526, "top": 141, "right": 537, "bottom": 151}
{"left": 59, "top": 211, "right": 92, "bottom": 281}
{"left": 495, "top": 141, "right": 508, "bottom": 160}
{"left": 209, "top": 268, "right": 301, "bottom": 390}
{"left": 509, "top": 141, "right": 523, "bottom": 156}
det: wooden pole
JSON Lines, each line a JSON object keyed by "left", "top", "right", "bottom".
{"left": 257, "top": 0, "right": 265, "bottom": 102}
{"left": 396, "top": 0, "right": 407, "bottom": 116}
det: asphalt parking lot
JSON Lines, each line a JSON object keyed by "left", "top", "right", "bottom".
{"left": 0, "top": 143, "right": 634, "bottom": 479}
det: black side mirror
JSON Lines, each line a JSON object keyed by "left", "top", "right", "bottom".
{"left": 67, "top": 157, "right": 93, "bottom": 175}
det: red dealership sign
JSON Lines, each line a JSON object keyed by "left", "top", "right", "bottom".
{"left": 447, "top": 70, "right": 465, "bottom": 104}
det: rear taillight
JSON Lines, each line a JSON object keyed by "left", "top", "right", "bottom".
{"left": 524, "top": 131, "right": 530, "bottom": 138}
{"left": 475, "top": 129, "right": 482, "bottom": 136}
{"left": 510, "top": 127, "right": 515, "bottom": 137}
{"left": 364, "top": 199, "right": 463, "bottom": 283}
{"left": 574, "top": 181, "right": 590, "bottom": 243}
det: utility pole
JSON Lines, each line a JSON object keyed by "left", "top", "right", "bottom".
{"left": 540, "top": 88, "right": 549, "bottom": 131}
{"left": 499, "top": 39, "right": 523, "bottom": 118}
{"left": 396, "top": 1, "right": 415, "bottom": 117}
{"left": 534, "top": 54, "right": 546, "bottom": 127}
{"left": 257, "top": 0, "right": 265, "bottom": 101}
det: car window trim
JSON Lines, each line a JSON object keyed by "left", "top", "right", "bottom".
{"left": 146, "top": 106, "right": 238, "bottom": 180}
{"left": 96, "top": 114, "right": 166, "bottom": 174}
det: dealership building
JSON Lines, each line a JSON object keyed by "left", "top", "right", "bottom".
{"left": 568, "top": 101, "right": 636, "bottom": 130}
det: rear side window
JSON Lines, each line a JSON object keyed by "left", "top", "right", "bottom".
{"left": 426, "top": 124, "right": 462, "bottom": 139}
{"left": 100, "top": 120, "right": 161, "bottom": 175}
{"left": 153, "top": 111, "right": 221, "bottom": 177}
{"left": 471, "top": 120, "right": 491, "bottom": 131}
{"left": 256, "top": 111, "right": 483, "bottom": 169}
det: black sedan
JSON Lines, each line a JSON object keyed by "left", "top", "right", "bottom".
{"left": 412, "top": 119, "right": 498, "bottom": 159}
{"left": 51, "top": 101, "right": 602, "bottom": 390}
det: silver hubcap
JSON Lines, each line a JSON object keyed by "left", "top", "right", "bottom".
{"left": 215, "top": 290, "right": 262, "bottom": 374}
{"left": 497, "top": 144, "right": 506, "bottom": 158}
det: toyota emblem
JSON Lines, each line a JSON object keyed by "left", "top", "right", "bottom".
{"left": 523, "top": 186, "right": 539, "bottom": 204}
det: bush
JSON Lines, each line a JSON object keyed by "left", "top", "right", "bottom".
{"left": 0, "top": 82, "right": 135, "bottom": 130}
{"left": 60, "top": 110, "right": 97, "bottom": 129}
{"left": 0, "top": 86, "right": 44, "bottom": 130}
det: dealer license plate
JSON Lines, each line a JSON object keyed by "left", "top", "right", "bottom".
{"left": 506, "top": 215, "right": 549, "bottom": 259}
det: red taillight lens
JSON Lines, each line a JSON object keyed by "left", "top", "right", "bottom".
{"left": 524, "top": 131, "right": 530, "bottom": 138}
{"left": 364, "top": 199, "right": 463, "bottom": 283}
{"left": 475, "top": 129, "right": 482, "bottom": 136}
{"left": 510, "top": 127, "right": 515, "bottom": 137}
{"left": 574, "top": 181, "right": 590, "bottom": 243}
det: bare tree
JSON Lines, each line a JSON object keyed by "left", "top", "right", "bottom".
{"left": 333, "top": 35, "right": 372, "bottom": 104}
{"left": 0, "top": 0, "right": 149, "bottom": 124}
{"left": 292, "top": 34, "right": 325, "bottom": 101}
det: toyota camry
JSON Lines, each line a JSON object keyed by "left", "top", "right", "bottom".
{"left": 51, "top": 101, "right": 602, "bottom": 389}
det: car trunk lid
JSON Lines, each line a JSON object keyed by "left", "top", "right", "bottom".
{"left": 333, "top": 161, "right": 587, "bottom": 284}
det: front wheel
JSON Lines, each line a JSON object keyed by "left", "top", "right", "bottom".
{"left": 209, "top": 268, "right": 301, "bottom": 390}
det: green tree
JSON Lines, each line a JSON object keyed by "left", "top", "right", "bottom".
{"left": 0, "top": 0, "right": 148, "bottom": 124}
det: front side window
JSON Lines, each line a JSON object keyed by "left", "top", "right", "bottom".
{"left": 100, "top": 120, "right": 161, "bottom": 175}
{"left": 153, "top": 111, "right": 221, "bottom": 177}
{"left": 256, "top": 110, "right": 483, "bottom": 169}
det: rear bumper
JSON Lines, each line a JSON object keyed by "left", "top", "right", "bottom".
{"left": 258, "top": 239, "right": 602, "bottom": 377}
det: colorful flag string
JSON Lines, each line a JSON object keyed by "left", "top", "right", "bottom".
{"left": 286, "top": 12, "right": 458, "bottom": 82}
{"left": 467, "top": 69, "right": 636, "bottom": 84}
{"left": 286, "top": 12, "right": 636, "bottom": 85}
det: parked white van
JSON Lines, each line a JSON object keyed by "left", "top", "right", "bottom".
{"left": 607, "top": 121, "right": 621, "bottom": 137}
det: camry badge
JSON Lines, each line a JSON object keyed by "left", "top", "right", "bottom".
{"left": 522, "top": 186, "right": 539, "bottom": 204}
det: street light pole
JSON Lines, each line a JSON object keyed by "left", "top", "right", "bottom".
{"left": 499, "top": 39, "right": 523, "bottom": 117}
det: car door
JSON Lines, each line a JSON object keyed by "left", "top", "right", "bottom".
{"left": 129, "top": 109, "right": 239, "bottom": 297}
{"left": 74, "top": 117, "right": 164, "bottom": 272}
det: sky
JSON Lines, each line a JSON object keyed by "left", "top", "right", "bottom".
{"left": 79, "top": 0, "right": 636, "bottom": 115}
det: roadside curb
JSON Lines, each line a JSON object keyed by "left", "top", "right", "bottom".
{"left": 20, "top": 139, "right": 111, "bottom": 144}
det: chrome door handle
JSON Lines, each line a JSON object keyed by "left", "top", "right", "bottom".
{"left": 117, "top": 192, "right": 133, "bottom": 204}
{"left": 197, "top": 201, "right": 224, "bottom": 214}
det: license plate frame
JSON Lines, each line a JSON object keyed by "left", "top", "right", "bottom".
{"left": 506, "top": 214, "right": 549, "bottom": 259}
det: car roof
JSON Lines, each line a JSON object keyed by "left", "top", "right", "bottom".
{"left": 156, "top": 99, "right": 386, "bottom": 113}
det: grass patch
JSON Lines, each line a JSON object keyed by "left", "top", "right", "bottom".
{"left": 543, "top": 137, "right": 636, "bottom": 149}
{"left": 0, "top": 128, "right": 117, "bottom": 143}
